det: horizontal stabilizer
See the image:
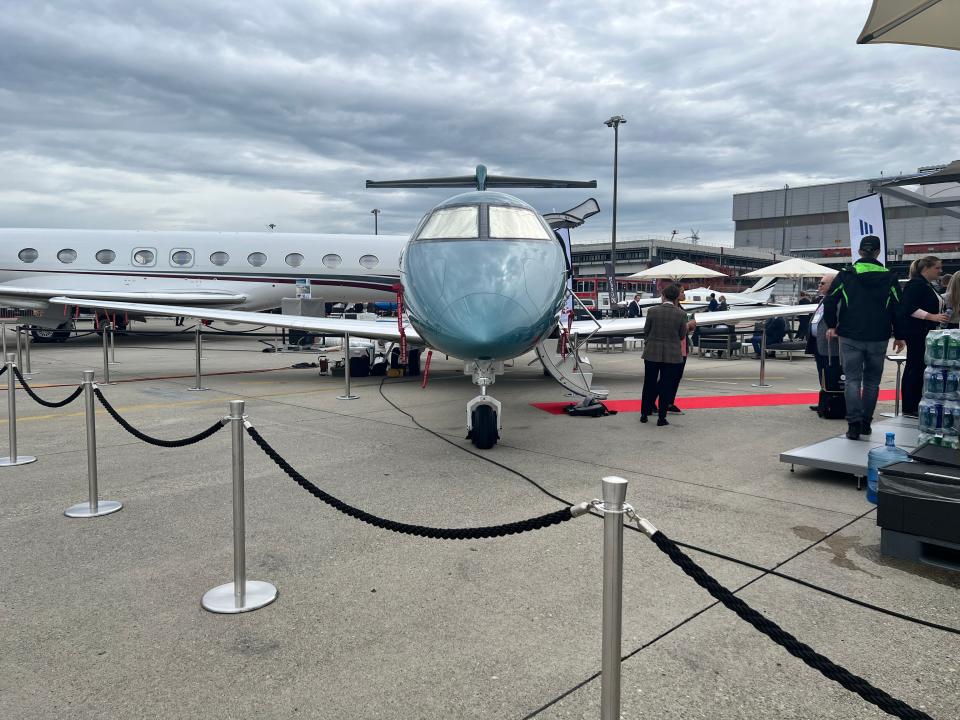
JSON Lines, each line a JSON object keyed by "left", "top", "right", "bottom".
{"left": 367, "top": 164, "right": 596, "bottom": 191}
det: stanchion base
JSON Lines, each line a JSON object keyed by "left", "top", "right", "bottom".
{"left": 337, "top": 394, "right": 359, "bottom": 400}
{"left": 202, "top": 580, "right": 278, "bottom": 614}
{"left": 751, "top": 383, "right": 772, "bottom": 388}
{"left": 64, "top": 500, "right": 122, "bottom": 518}
{"left": 0, "top": 455, "right": 37, "bottom": 466}
{"left": 187, "top": 387, "right": 209, "bottom": 392}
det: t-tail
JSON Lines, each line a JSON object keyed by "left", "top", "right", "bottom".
{"left": 742, "top": 276, "right": 778, "bottom": 301}
{"left": 366, "top": 164, "right": 596, "bottom": 191}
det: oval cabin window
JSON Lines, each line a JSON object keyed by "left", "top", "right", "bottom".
{"left": 359, "top": 254, "right": 379, "bottom": 269}
{"left": 285, "top": 252, "right": 304, "bottom": 268}
{"left": 210, "top": 251, "right": 230, "bottom": 266}
{"left": 322, "top": 253, "right": 342, "bottom": 268}
{"left": 57, "top": 248, "right": 78, "bottom": 264}
{"left": 171, "top": 250, "right": 193, "bottom": 266}
{"left": 18, "top": 248, "right": 38, "bottom": 263}
{"left": 133, "top": 249, "right": 155, "bottom": 266}
{"left": 247, "top": 252, "right": 267, "bottom": 267}
{"left": 96, "top": 249, "right": 116, "bottom": 264}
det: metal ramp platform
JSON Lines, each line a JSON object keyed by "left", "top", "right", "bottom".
{"left": 780, "top": 415, "right": 920, "bottom": 489}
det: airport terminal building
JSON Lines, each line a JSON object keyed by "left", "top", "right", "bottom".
{"left": 732, "top": 165, "right": 960, "bottom": 274}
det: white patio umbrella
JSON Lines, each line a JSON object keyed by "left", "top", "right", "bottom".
{"left": 740, "top": 257, "right": 838, "bottom": 279}
{"left": 742, "top": 257, "right": 837, "bottom": 389}
{"left": 858, "top": 0, "right": 960, "bottom": 51}
{"left": 627, "top": 259, "right": 726, "bottom": 281}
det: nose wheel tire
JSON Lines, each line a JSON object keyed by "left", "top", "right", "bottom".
{"left": 470, "top": 404, "right": 499, "bottom": 449}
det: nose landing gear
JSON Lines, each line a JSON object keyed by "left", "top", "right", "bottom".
{"left": 465, "top": 360, "right": 503, "bottom": 449}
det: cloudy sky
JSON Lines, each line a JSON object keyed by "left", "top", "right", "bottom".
{"left": 0, "top": 1, "right": 957, "bottom": 245}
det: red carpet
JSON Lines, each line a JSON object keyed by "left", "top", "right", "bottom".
{"left": 531, "top": 389, "right": 897, "bottom": 415}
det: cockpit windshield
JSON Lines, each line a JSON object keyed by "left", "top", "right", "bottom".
{"left": 488, "top": 206, "right": 552, "bottom": 240}
{"left": 417, "top": 206, "right": 479, "bottom": 239}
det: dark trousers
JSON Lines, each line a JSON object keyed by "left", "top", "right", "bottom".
{"left": 901, "top": 333, "right": 928, "bottom": 415}
{"left": 642, "top": 360, "right": 683, "bottom": 419}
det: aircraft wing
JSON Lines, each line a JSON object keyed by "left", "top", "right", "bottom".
{"left": 0, "top": 283, "right": 246, "bottom": 308}
{"left": 570, "top": 303, "right": 816, "bottom": 337}
{"left": 49, "top": 298, "right": 419, "bottom": 343}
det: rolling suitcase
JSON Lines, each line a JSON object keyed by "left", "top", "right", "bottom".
{"left": 818, "top": 341, "right": 846, "bottom": 419}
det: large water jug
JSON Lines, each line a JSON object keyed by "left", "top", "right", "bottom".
{"left": 866, "top": 432, "right": 910, "bottom": 505}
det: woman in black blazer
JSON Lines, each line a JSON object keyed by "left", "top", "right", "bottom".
{"left": 901, "top": 256, "right": 948, "bottom": 416}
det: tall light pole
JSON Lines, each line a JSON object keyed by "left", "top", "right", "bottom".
{"left": 605, "top": 115, "right": 626, "bottom": 305}
{"left": 371, "top": 208, "right": 381, "bottom": 235}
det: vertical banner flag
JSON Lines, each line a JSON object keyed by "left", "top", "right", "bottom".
{"left": 604, "top": 261, "right": 618, "bottom": 313}
{"left": 557, "top": 228, "right": 573, "bottom": 320}
{"left": 847, "top": 193, "right": 887, "bottom": 266}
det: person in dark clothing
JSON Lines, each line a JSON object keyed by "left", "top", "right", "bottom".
{"left": 796, "top": 293, "right": 812, "bottom": 340}
{"left": 750, "top": 315, "right": 786, "bottom": 356}
{"left": 627, "top": 294, "right": 643, "bottom": 318}
{"left": 823, "top": 235, "right": 906, "bottom": 439}
{"left": 805, "top": 275, "right": 836, "bottom": 410}
{"left": 707, "top": 293, "right": 719, "bottom": 312}
{"left": 900, "top": 255, "right": 948, "bottom": 416}
{"left": 640, "top": 284, "right": 688, "bottom": 426}
{"left": 717, "top": 296, "right": 728, "bottom": 311}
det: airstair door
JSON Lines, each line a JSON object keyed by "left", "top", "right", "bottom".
{"left": 534, "top": 336, "right": 608, "bottom": 400}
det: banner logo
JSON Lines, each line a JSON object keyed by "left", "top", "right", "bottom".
{"left": 858, "top": 219, "right": 874, "bottom": 235}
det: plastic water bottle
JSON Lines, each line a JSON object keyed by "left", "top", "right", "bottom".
{"left": 947, "top": 368, "right": 960, "bottom": 401}
{"left": 927, "top": 330, "right": 945, "bottom": 365}
{"left": 946, "top": 331, "right": 960, "bottom": 367}
{"left": 866, "top": 432, "right": 910, "bottom": 504}
{"left": 918, "top": 397, "right": 939, "bottom": 434}
{"left": 923, "top": 366, "right": 944, "bottom": 399}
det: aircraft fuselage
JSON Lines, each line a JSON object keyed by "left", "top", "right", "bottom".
{"left": 0, "top": 228, "right": 405, "bottom": 311}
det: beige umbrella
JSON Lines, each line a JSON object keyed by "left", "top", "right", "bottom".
{"left": 858, "top": 0, "right": 960, "bottom": 51}
{"left": 741, "top": 257, "right": 838, "bottom": 279}
{"left": 626, "top": 259, "right": 726, "bottom": 281}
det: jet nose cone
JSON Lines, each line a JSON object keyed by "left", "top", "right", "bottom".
{"left": 437, "top": 292, "right": 535, "bottom": 360}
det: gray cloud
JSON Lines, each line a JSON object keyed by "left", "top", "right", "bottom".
{"left": 1, "top": 0, "right": 957, "bottom": 244}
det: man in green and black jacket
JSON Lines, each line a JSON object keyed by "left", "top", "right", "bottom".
{"left": 823, "top": 235, "right": 906, "bottom": 440}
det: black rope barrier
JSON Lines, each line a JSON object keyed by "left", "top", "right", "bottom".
{"left": 245, "top": 424, "right": 581, "bottom": 539}
{"left": 0, "top": 365, "right": 5, "bottom": 377}
{"left": 13, "top": 367, "right": 83, "bottom": 408}
{"left": 93, "top": 388, "right": 226, "bottom": 447}
{"left": 647, "top": 529, "right": 934, "bottom": 720}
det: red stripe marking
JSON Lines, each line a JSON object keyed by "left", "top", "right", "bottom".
{"left": 531, "top": 389, "right": 897, "bottom": 415}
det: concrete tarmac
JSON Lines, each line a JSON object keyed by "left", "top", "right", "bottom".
{"left": 1, "top": 321, "right": 957, "bottom": 719}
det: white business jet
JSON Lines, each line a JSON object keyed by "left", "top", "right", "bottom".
{"left": 0, "top": 228, "right": 406, "bottom": 339}
{"left": 628, "top": 276, "right": 778, "bottom": 311}
{"left": 51, "top": 166, "right": 816, "bottom": 449}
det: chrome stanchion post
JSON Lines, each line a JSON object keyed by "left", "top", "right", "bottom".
{"left": 337, "top": 333, "right": 358, "bottom": 400}
{"left": 109, "top": 321, "right": 118, "bottom": 364}
{"left": 600, "top": 476, "right": 627, "bottom": 720}
{"left": 23, "top": 326, "right": 32, "bottom": 377}
{"left": 101, "top": 321, "right": 113, "bottom": 385}
{"left": 15, "top": 325, "right": 23, "bottom": 372}
{"left": 0, "top": 353, "right": 36, "bottom": 466}
{"left": 65, "top": 370, "right": 121, "bottom": 518}
{"left": 188, "top": 321, "right": 207, "bottom": 391}
{"left": 202, "top": 400, "right": 277, "bottom": 614}
{"left": 752, "top": 326, "right": 771, "bottom": 388}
